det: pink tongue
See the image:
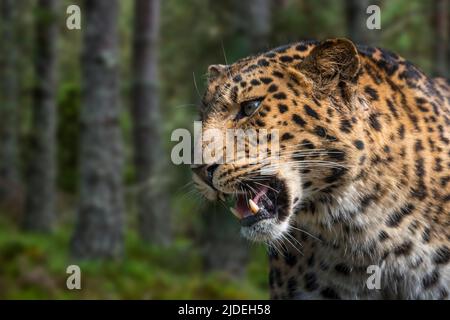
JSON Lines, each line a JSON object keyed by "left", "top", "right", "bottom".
{"left": 235, "top": 185, "right": 269, "bottom": 218}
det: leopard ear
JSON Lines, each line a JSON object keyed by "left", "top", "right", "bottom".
{"left": 298, "top": 38, "right": 360, "bottom": 90}
{"left": 207, "top": 64, "right": 228, "bottom": 82}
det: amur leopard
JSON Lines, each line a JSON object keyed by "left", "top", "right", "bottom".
{"left": 192, "top": 38, "right": 450, "bottom": 299}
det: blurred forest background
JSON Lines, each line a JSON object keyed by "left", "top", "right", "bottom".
{"left": 0, "top": 0, "right": 448, "bottom": 299}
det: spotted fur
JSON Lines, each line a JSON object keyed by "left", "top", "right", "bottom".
{"left": 193, "top": 38, "right": 450, "bottom": 299}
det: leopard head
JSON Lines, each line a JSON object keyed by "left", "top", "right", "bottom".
{"left": 192, "top": 38, "right": 364, "bottom": 243}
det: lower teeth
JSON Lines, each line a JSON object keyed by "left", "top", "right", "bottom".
{"left": 229, "top": 207, "right": 241, "bottom": 219}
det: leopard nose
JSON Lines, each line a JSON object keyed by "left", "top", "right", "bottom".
{"left": 192, "top": 163, "right": 219, "bottom": 187}
{"left": 205, "top": 164, "right": 219, "bottom": 184}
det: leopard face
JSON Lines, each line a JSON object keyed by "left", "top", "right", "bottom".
{"left": 193, "top": 39, "right": 364, "bottom": 243}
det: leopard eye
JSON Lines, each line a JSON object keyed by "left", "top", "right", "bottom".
{"left": 241, "top": 99, "right": 262, "bottom": 117}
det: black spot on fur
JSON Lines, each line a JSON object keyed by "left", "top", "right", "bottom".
{"left": 232, "top": 75, "right": 242, "bottom": 83}
{"left": 398, "top": 124, "right": 405, "bottom": 139}
{"left": 386, "top": 203, "right": 415, "bottom": 227}
{"left": 295, "top": 44, "right": 308, "bottom": 52}
{"left": 399, "top": 61, "right": 422, "bottom": 86}
{"left": 433, "top": 246, "right": 450, "bottom": 265}
{"left": 301, "top": 139, "right": 314, "bottom": 149}
{"left": 439, "top": 288, "right": 449, "bottom": 299}
{"left": 422, "top": 269, "right": 440, "bottom": 289}
{"left": 260, "top": 77, "right": 273, "bottom": 84}
{"left": 324, "top": 168, "right": 347, "bottom": 184}
{"left": 415, "top": 139, "right": 424, "bottom": 152}
{"left": 340, "top": 119, "right": 352, "bottom": 133}
{"left": 437, "top": 125, "right": 449, "bottom": 144}
{"left": 386, "top": 99, "right": 399, "bottom": 119}
{"left": 303, "top": 104, "right": 320, "bottom": 120}
{"left": 257, "top": 59, "right": 269, "bottom": 67}
{"left": 422, "top": 227, "right": 431, "bottom": 243}
{"left": 360, "top": 193, "right": 378, "bottom": 210}
{"left": 243, "top": 64, "right": 258, "bottom": 73}
{"left": 394, "top": 241, "right": 413, "bottom": 256}
{"left": 328, "top": 149, "right": 346, "bottom": 161}
{"left": 230, "top": 86, "right": 238, "bottom": 102}
{"left": 303, "top": 181, "right": 312, "bottom": 188}
{"left": 364, "top": 85, "right": 379, "bottom": 101}
{"left": 368, "top": 113, "right": 382, "bottom": 131}
{"left": 272, "top": 71, "right": 284, "bottom": 78}
{"left": 273, "top": 92, "right": 287, "bottom": 100}
{"left": 314, "top": 126, "right": 336, "bottom": 141}
{"left": 354, "top": 140, "right": 365, "bottom": 150}
{"left": 314, "top": 126, "right": 327, "bottom": 138}
{"left": 292, "top": 114, "right": 306, "bottom": 127}
{"left": 268, "top": 84, "right": 278, "bottom": 93}
{"left": 279, "top": 55, "right": 294, "bottom": 63}
{"left": 410, "top": 158, "right": 427, "bottom": 200}
{"left": 378, "top": 230, "right": 389, "bottom": 241}
{"left": 415, "top": 158, "right": 425, "bottom": 177}
{"left": 278, "top": 104, "right": 288, "bottom": 113}
{"left": 281, "top": 133, "right": 294, "bottom": 141}
{"left": 255, "top": 119, "right": 265, "bottom": 127}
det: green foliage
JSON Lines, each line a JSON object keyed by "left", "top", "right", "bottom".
{"left": 57, "top": 83, "right": 80, "bottom": 193}
{"left": 0, "top": 218, "right": 267, "bottom": 299}
{"left": 380, "top": 0, "right": 434, "bottom": 72}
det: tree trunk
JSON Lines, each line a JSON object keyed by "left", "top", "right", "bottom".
{"left": 244, "top": 0, "right": 271, "bottom": 51}
{"left": 199, "top": 0, "right": 272, "bottom": 277}
{"left": 132, "top": 0, "right": 171, "bottom": 245}
{"left": 22, "top": 0, "right": 58, "bottom": 232}
{"left": 345, "top": 0, "right": 380, "bottom": 45}
{"left": 70, "top": 0, "right": 124, "bottom": 259}
{"left": 431, "top": 0, "right": 449, "bottom": 77}
{"left": 0, "top": 0, "right": 20, "bottom": 206}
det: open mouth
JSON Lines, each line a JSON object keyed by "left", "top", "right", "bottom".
{"left": 229, "top": 178, "right": 288, "bottom": 227}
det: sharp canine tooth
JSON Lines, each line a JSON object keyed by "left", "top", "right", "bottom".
{"left": 230, "top": 207, "right": 241, "bottom": 219}
{"left": 219, "top": 193, "right": 225, "bottom": 202}
{"left": 248, "top": 199, "right": 259, "bottom": 214}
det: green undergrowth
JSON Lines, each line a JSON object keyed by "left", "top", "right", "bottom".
{"left": 0, "top": 218, "right": 268, "bottom": 299}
